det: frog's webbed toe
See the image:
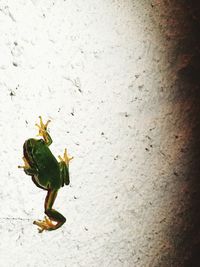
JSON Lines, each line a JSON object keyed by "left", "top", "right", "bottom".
{"left": 58, "top": 148, "right": 73, "bottom": 166}
{"left": 35, "top": 116, "right": 50, "bottom": 137}
{"left": 33, "top": 216, "right": 56, "bottom": 233}
{"left": 35, "top": 116, "right": 52, "bottom": 146}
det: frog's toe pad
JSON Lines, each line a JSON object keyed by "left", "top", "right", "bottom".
{"left": 33, "top": 217, "right": 56, "bottom": 232}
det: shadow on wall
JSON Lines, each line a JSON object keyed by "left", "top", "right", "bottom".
{"left": 153, "top": 0, "right": 200, "bottom": 265}
{"left": 171, "top": 0, "right": 200, "bottom": 266}
{"left": 183, "top": 1, "right": 200, "bottom": 265}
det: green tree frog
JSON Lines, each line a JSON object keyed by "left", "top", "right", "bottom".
{"left": 18, "top": 116, "right": 73, "bottom": 232}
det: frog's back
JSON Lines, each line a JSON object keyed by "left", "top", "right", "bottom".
{"left": 32, "top": 140, "right": 62, "bottom": 190}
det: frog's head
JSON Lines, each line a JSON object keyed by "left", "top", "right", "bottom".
{"left": 23, "top": 138, "right": 44, "bottom": 165}
{"left": 24, "top": 138, "right": 44, "bottom": 150}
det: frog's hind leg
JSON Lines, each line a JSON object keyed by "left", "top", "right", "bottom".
{"left": 32, "top": 177, "right": 48, "bottom": 191}
{"left": 33, "top": 189, "right": 66, "bottom": 232}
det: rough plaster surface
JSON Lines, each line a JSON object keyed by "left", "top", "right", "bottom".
{"left": 0, "top": 0, "right": 198, "bottom": 266}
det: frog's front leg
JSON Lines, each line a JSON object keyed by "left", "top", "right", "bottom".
{"left": 33, "top": 189, "right": 66, "bottom": 232}
{"left": 18, "top": 157, "right": 37, "bottom": 176}
{"left": 18, "top": 157, "right": 47, "bottom": 190}
{"left": 35, "top": 116, "right": 52, "bottom": 146}
{"left": 58, "top": 148, "right": 73, "bottom": 186}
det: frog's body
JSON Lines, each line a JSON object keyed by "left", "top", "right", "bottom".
{"left": 23, "top": 138, "right": 68, "bottom": 190}
{"left": 18, "top": 117, "right": 73, "bottom": 232}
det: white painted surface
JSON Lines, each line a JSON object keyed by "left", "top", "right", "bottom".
{"left": 0, "top": 1, "right": 182, "bottom": 266}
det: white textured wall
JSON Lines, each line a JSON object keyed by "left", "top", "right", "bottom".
{"left": 0, "top": 1, "right": 190, "bottom": 266}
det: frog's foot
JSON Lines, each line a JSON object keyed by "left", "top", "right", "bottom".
{"left": 33, "top": 216, "right": 56, "bottom": 233}
{"left": 18, "top": 156, "right": 30, "bottom": 169}
{"left": 58, "top": 148, "right": 73, "bottom": 166}
{"left": 35, "top": 116, "right": 51, "bottom": 140}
